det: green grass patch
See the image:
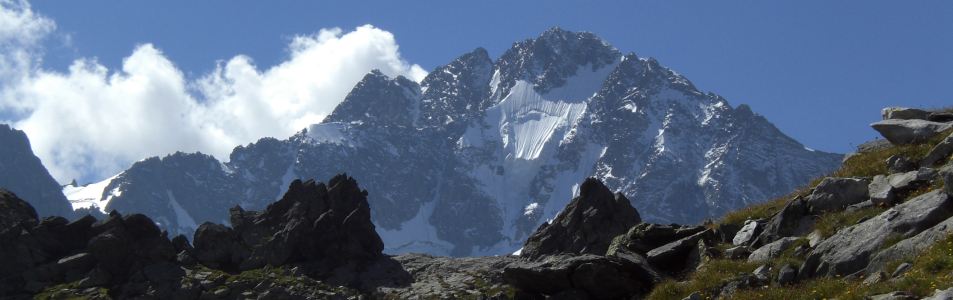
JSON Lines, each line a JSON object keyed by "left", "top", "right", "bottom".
{"left": 646, "top": 259, "right": 761, "bottom": 300}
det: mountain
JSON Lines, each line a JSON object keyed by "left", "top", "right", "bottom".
{"left": 63, "top": 28, "right": 841, "bottom": 256}
{"left": 0, "top": 124, "right": 73, "bottom": 217}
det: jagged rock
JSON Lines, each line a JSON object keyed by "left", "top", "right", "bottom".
{"left": 929, "top": 112, "right": 953, "bottom": 123}
{"left": 890, "top": 262, "right": 912, "bottom": 278}
{"left": 867, "top": 216, "right": 953, "bottom": 273}
{"left": 868, "top": 291, "right": 918, "bottom": 300}
{"left": 751, "top": 197, "right": 812, "bottom": 247}
{"left": 381, "top": 253, "right": 510, "bottom": 299}
{"left": 682, "top": 291, "right": 702, "bottom": 300}
{"left": 922, "top": 133, "right": 953, "bottom": 167}
{"left": 805, "top": 177, "right": 870, "bottom": 212}
{"left": 193, "top": 175, "right": 385, "bottom": 278}
{"left": 732, "top": 219, "right": 762, "bottom": 246}
{"left": 924, "top": 287, "right": 953, "bottom": 300}
{"left": 503, "top": 254, "right": 660, "bottom": 299}
{"left": 748, "top": 237, "right": 800, "bottom": 262}
{"left": 807, "top": 230, "right": 824, "bottom": 247}
{"left": 521, "top": 178, "right": 641, "bottom": 260}
{"left": 870, "top": 169, "right": 936, "bottom": 206}
{"left": 887, "top": 155, "right": 918, "bottom": 173}
{"left": 718, "top": 274, "right": 758, "bottom": 298}
{"left": 0, "top": 189, "right": 39, "bottom": 230}
{"left": 777, "top": 264, "right": 797, "bottom": 285}
{"left": 646, "top": 230, "right": 712, "bottom": 274}
{"left": 882, "top": 107, "right": 931, "bottom": 120}
{"left": 869, "top": 175, "right": 898, "bottom": 206}
{"left": 608, "top": 223, "right": 706, "bottom": 255}
{"left": 871, "top": 119, "right": 953, "bottom": 145}
{"left": 0, "top": 125, "right": 73, "bottom": 218}
{"left": 800, "top": 190, "right": 953, "bottom": 278}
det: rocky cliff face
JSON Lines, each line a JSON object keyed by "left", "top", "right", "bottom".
{"left": 61, "top": 28, "right": 841, "bottom": 256}
{"left": 0, "top": 124, "right": 72, "bottom": 218}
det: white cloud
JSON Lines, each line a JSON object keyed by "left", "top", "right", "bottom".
{"left": 0, "top": 1, "right": 427, "bottom": 183}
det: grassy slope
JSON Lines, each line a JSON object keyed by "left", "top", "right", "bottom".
{"left": 648, "top": 129, "right": 953, "bottom": 299}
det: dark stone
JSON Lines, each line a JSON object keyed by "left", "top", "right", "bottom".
{"left": 751, "top": 197, "right": 812, "bottom": 247}
{"left": 777, "top": 264, "right": 797, "bottom": 285}
{"left": 521, "top": 178, "right": 641, "bottom": 260}
{"left": 646, "top": 230, "right": 713, "bottom": 274}
{"left": 887, "top": 155, "right": 918, "bottom": 173}
{"left": 503, "top": 254, "right": 660, "bottom": 299}
{"left": 0, "top": 189, "right": 39, "bottom": 230}
{"left": 805, "top": 177, "right": 870, "bottom": 213}
{"left": 928, "top": 112, "right": 953, "bottom": 123}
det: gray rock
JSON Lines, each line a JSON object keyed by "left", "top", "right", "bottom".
{"left": 521, "top": 178, "right": 641, "bottom": 260}
{"left": 748, "top": 237, "right": 801, "bottom": 262}
{"left": 751, "top": 197, "right": 812, "bottom": 247}
{"left": 867, "top": 215, "right": 953, "bottom": 273}
{"left": 857, "top": 139, "right": 893, "bottom": 153}
{"left": 805, "top": 177, "right": 870, "bottom": 212}
{"left": 682, "top": 291, "right": 701, "bottom": 300}
{"left": 891, "top": 262, "right": 912, "bottom": 278}
{"left": 732, "top": 219, "right": 761, "bottom": 246}
{"left": 646, "top": 230, "right": 712, "bottom": 274}
{"left": 868, "top": 291, "right": 917, "bottom": 300}
{"left": 871, "top": 119, "right": 953, "bottom": 145}
{"left": 887, "top": 155, "right": 918, "bottom": 173}
{"left": 608, "top": 223, "right": 706, "bottom": 255}
{"left": 807, "top": 230, "right": 824, "bottom": 247}
{"left": 752, "top": 264, "right": 771, "bottom": 283}
{"left": 800, "top": 190, "right": 953, "bottom": 277}
{"left": 924, "top": 287, "right": 953, "bottom": 300}
{"left": 883, "top": 107, "right": 931, "bottom": 120}
{"left": 777, "top": 264, "right": 797, "bottom": 285}
{"left": 869, "top": 175, "right": 897, "bottom": 206}
{"left": 921, "top": 133, "right": 953, "bottom": 167}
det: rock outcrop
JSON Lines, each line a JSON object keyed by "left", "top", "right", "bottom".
{"left": 871, "top": 119, "right": 952, "bottom": 145}
{"left": 503, "top": 254, "right": 661, "bottom": 299}
{"left": 520, "top": 178, "right": 641, "bottom": 260}
{"left": 804, "top": 177, "right": 870, "bottom": 212}
{"left": 800, "top": 190, "right": 953, "bottom": 277}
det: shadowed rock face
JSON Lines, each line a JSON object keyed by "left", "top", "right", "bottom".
{"left": 520, "top": 178, "right": 641, "bottom": 260}
{"left": 193, "top": 174, "right": 384, "bottom": 274}
{"left": 0, "top": 125, "right": 72, "bottom": 218}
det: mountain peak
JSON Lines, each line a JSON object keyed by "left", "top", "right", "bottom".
{"left": 323, "top": 70, "right": 421, "bottom": 127}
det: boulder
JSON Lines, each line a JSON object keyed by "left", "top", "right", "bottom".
{"left": 724, "top": 246, "right": 750, "bottom": 260}
{"left": 521, "top": 178, "right": 641, "bottom": 260}
{"left": 882, "top": 107, "right": 930, "bottom": 120}
{"left": 800, "top": 190, "right": 953, "bottom": 278}
{"left": 890, "top": 262, "right": 912, "bottom": 278}
{"left": 921, "top": 133, "right": 953, "bottom": 167}
{"left": 748, "top": 237, "right": 801, "bottom": 262}
{"left": 608, "top": 223, "right": 706, "bottom": 255}
{"left": 868, "top": 291, "right": 918, "bottom": 300}
{"left": 777, "top": 264, "right": 797, "bottom": 285}
{"left": 870, "top": 169, "right": 938, "bottom": 206}
{"left": 752, "top": 264, "right": 771, "bottom": 283}
{"left": 732, "top": 219, "right": 761, "bottom": 246}
{"left": 867, "top": 215, "right": 953, "bottom": 273}
{"left": 192, "top": 223, "right": 247, "bottom": 271}
{"left": 805, "top": 177, "right": 870, "bottom": 212}
{"left": 503, "top": 254, "right": 661, "bottom": 299}
{"left": 869, "top": 175, "right": 898, "bottom": 206}
{"left": 887, "top": 155, "right": 918, "bottom": 173}
{"left": 871, "top": 119, "right": 953, "bottom": 145}
{"left": 751, "top": 197, "right": 812, "bottom": 247}
{"left": 0, "top": 189, "right": 39, "bottom": 230}
{"left": 646, "top": 230, "right": 712, "bottom": 274}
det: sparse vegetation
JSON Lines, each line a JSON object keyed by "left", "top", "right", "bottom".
{"left": 814, "top": 206, "right": 885, "bottom": 238}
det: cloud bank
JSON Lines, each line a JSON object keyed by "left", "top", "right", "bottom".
{"left": 0, "top": 0, "right": 427, "bottom": 183}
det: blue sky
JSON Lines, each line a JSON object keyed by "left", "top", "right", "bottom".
{"left": 3, "top": 1, "right": 952, "bottom": 182}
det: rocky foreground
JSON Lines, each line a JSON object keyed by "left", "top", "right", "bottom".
{"left": 3, "top": 106, "right": 953, "bottom": 299}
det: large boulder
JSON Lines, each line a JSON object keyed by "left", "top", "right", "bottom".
{"left": 867, "top": 215, "right": 953, "bottom": 273}
{"left": 800, "top": 190, "right": 953, "bottom": 278}
{"left": 520, "top": 178, "right": 641, "bottom": 260}
{"left": 921, "top": 133, "right": 953, "bottom": 167}
{"left": 645, "top": 230, "right": 713, "bottom": 274}
{"left": 804, "top": 177, "right": 870, "bottom": 212}
{"left": 607, "top": 223, "right": 706, "bottom": 255}
{"left": 732, "top": 219, "right": 762, "bottom": 246}
{"left": 192, "top": 175, "right": 385, "bottom": 277}
{"left": 871, "top": 119, "right": 953, "bottom": 145}
{"left": 944, "top": 165, "right": 953, "bottom": 195}
{"left": 882, "top": 107, "right": 930, "bottom": 121}
{"left": 503, "top": 254, "right": 661, "bottom": 299}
